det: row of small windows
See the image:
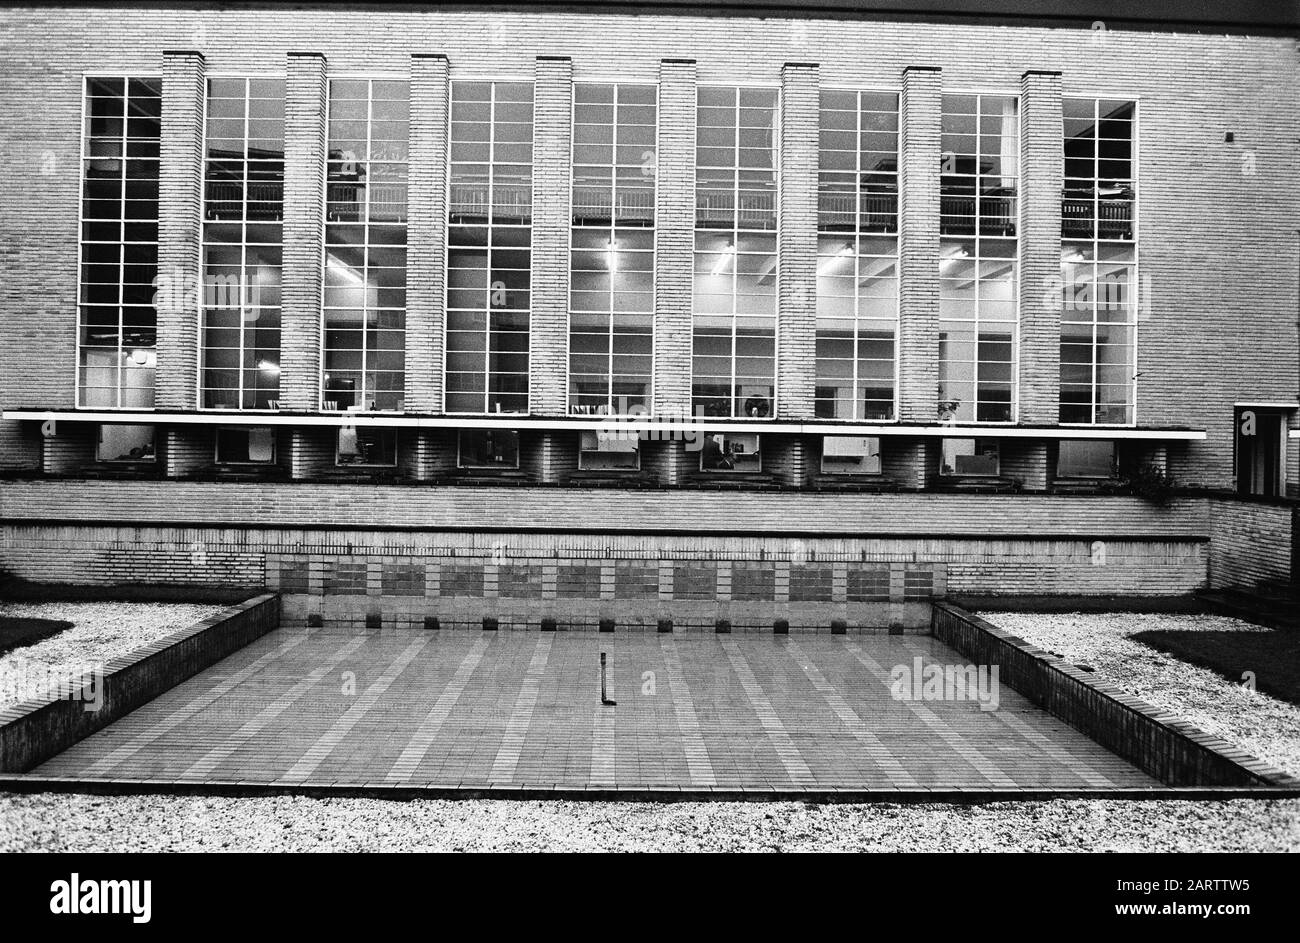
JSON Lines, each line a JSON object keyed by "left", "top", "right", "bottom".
{"left": 95, "top": 423, "right": 1119, "bottom": 481}
{"left": 76, "top": 77, "right": 1135, "bottom": 427}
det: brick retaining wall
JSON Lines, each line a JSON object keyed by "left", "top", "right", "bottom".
{"left": 931, "top": 601, "right": 1300, "bottom": 788}
{"left": 0, "top": 593, "right": 279, "bottom": 772}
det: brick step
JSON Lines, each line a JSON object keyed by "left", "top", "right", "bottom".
{"left": 1198, "top": 590, "right": 1298, "bottom": 630}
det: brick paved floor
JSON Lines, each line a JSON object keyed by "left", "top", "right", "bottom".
{"left": 35, "top": 628, "right": 1156, "bottom": 790}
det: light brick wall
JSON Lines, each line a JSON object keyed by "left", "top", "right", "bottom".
{"left": 529, "top": 56, "right": 572, "bottom": 417}
{"left": 1017, "top": 70, "right": 1063, "bottom": 425}
{"left": 898, "top": 66, "right": 941, "bottom": 422}
{"left": 777, "top": 63, "right": 819, "bottom": 419}
{"left": 652, "top": 59, "right": 696, "bottom": 417}
{"left": 156, "top": 50, "right": 205, "bottom": 410}
{"left": 403, "top": 54, "right": 450, "bottom": 413}
{"left": 278, "top": 52, "right": 327, "bottom": 412}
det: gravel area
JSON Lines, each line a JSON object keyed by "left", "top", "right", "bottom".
{"left": 1, "top": 793, "right": 1296, "bottom": 852}
{"left": 0, "top": 601, "right": 226, "bottom": 707}
{"left": 983, "top": 611, "right": 1300, "bottom": 779}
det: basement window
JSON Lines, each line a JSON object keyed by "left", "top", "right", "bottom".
{"left": 337, "top": 427, "right": 397, "bottom": 467}
{"left": 941, "top": 438, "right": 999, "bottom": 476}
{"left": 578, "top": 429, "right": 640, "bottom": 470}
{"left": 97, "top": 424, "right": 156, "bottom": 463}
{"left": 821, "top": 435, "right": 881, "bottom": 475}
{"left": 216, "top": 426, "right": 276, "bottom": 464}
{"left": 458, "top": 429, "right": 520, "bottom": 469}
{"left": 1058, "top": 439, "right": 1116, "bottom": 478}
{"left": 700, "top": 432, "right": 760, "bottom": 473}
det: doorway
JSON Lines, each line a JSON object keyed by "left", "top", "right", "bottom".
{"left": 1235, "top": 406, "right": 1287, "bottom": 497}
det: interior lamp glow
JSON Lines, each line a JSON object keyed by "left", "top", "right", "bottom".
{"left": 711, "top": 242, "right": 736, "bottom": 276}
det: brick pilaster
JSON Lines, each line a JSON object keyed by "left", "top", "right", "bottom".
{"left": 898, "top": 66, "right": 942, "bottom": 423}
{"left": 653, "top": 59, "right": 697, "bottom": 418}
{"left": 165, "top": 425, "right": 212, "bottom": 478}
{"left": 405, "top": 54, "right": 449, "bottom": 414}
{"left": 156, "top": 50, "right": 205, "bottom": 410}
{"left": 529, "top": 57, "right": 572, "bottom": 417}
{"left": 279, "top": 52, "right": 327, "bottom": 412}
{"left": 777, "top": 63, "right": 819, "bottom": 420}
{"left": 1001, "top": 438, "right": 1049, "bottom": 490}
{"left": 1018, "top": 70, "right": 1063, "bottom": 425}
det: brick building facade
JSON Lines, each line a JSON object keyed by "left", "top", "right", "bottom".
{"left": 0, "top": 5, "right": 1296, "bottom": 626}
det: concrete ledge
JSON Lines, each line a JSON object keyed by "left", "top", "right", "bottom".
{"left": 0, "top": 775, "right": 1295, "bottom": 802}
{"left": 931, "top": 601, "right": 1300, "bottom": 789}
{"left": 0, "top": 594, "right": 279, "bottom": 773}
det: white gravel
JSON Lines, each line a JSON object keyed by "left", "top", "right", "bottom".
{"left": 981, "top": 611, "right": 1300, "bottom": 779}
{"left": 0, "top": 793, "right": 1296, "bottom": 852}
{"left": 0, "top": 601, "right": 226, "bottom": 707}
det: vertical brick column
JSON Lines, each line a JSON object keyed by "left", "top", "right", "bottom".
{"left": 1018, "top": 70, "right": 1063, "bottom": 425}
{"left": 529, "top": 56, "right": 572, "bottom": 417}
{"left": 279, "top": 52, "right": 327, "bottom": 412}
{"left": 156, "top": 50, "right": 206, "bottom": 409}
{"left": 898, "top": 66, "right": 942, "bottom": 423}
{"left": 405, "top": 54, "right": 449, "bottom": 413}
{"left": 777, "top": 62, "right": 819, "bottom": 420}
{"left": 653, "top": 59, "right": 697, "bottom": 418}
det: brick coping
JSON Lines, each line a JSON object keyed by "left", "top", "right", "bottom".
{"left": 0, "top": 593, "right": 275, "bottom": 727}
{"left": 0, "top": 594, "right": 279, "bottom": 772}
{"left": 0, "top": 775, "right": 1296, "bottom": 802}
{"left": 932, "top": 601, "right": 1300, "bottom": 790}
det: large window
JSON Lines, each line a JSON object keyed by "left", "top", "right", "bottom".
{"left": 817, "top": 90, "right": 899, "bottom": 421}
{"left": 818, "top": 89, "right": 897, "bottom": 233}
{"left": 201, "top": 77, "right": 284, "bottom": 410}
{"left": 569, "top": 83, "right": 656, "bottom": 415}
{"left": 323, "top": 78, "right": 408, "bottom": 412}
{"left": 938, "top": 93, "right": 1018, "bottom": 423}
{"left": 938, "top": 236, "right": 1016, "bottom": 422}
{"left": 446, "top": 82, "right": 533, "bottom": 415}
{"left": 693, "top": 87, "right": 777, "bottom": 418}
{"left": 940, "top": 94, "right": 1018, "bottom": 236}
{"left": 1061, "top": 99, "right": 1136, "bottom": 425}
{"left": 78, "top": 77, "right": 161, "bottom": 408}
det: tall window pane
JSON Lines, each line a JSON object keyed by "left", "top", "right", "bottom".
{"left": 940, "top": 94, "right": 1018, "bottom": 236}
{"left": 324, "top": 78, "right": 408, "bottom": 412}
{"left": 1061, "top": 99, "right": 1136, "bottom": 424}
{"left": 569, "top": 83, "right": 656, "bottom": 415}
{"left": 79, "top": 77, "right": 161, "bottom": 408}
{"left": 201, "top": 77, "right": 284, "bottom": 409}
{"left": 693, "top": 86, "right": 776, "bottom": 418}
{"left": 446, "top": 81, "right": 532, "bottom": 415}
{"left": 939, "top": 93, "right": 1018, "bottom": 423}
{"left": 816, "top": 90, "right": 898, "bottom": 420}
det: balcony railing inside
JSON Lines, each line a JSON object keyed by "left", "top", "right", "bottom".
{"left": 1062, "top": 184, "right": 1135, "bottom": 240}
{"left": 449, "top": 184, "right": 532, "bottom": 225}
